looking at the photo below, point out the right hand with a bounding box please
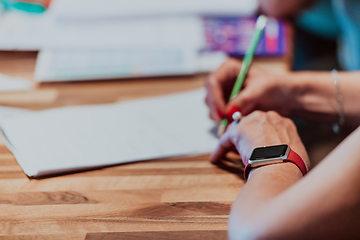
[205,58,296,122]
[210,110,310,171]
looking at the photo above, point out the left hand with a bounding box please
[210,110,310,170]
[204,59,297,123]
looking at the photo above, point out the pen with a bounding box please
[217,15,268,137]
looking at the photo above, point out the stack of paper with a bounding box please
[0,0,258,50]
[0,106,32,124]
[0,14,204,50]
[35,49,227,82]
[0,0,258,81]
[0,89,218,178]
[51,0,259,20]
[0,73,33,91]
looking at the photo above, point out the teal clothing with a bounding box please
[333,0,360,71]
[296,0,339,40]
[296,0,360,71]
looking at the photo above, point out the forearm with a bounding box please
[229,127,360,240]
[229,163,303,239]
[287,71,360,127]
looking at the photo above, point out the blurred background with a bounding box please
[0,0,347,167]
[0,0,293,84]
[0,0,343,84]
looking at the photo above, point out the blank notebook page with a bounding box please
[0,89,218,178]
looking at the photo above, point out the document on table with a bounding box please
[51,0,258,20]
[0,106,32,145]
[0,89,218,178]
[0,0,258,50]
[0,14,204,50]
[0,106,32,124]
[35,49,227,82]
[0,73,33,92]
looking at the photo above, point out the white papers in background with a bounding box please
[51,0,259,20]
[0,11,52,50]
[0,106,31,125]
[0,89,218,178]
[0,0,258,50]
[0,73,33,91]
[35,48,227,82]
[0,14,204,50]
[0,0,251,79]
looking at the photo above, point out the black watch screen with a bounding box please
[250,144,288,160]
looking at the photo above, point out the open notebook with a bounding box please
[0,89,218,178]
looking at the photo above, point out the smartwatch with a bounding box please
[244,144,307,180]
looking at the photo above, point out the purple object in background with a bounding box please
[202,16,288,57]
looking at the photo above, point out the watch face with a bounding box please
[250,145,288,160]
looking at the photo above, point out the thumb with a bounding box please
[226,89,256,117]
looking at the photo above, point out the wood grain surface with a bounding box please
[0,51,247,240]
[1,50,345,240]
[85,230,228,240]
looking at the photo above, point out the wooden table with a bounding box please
[0,51,343,239]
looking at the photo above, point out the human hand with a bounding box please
[205,58,296,123]
[210,111,310,170]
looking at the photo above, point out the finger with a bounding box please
[205,75,227,117]
[210,130,235,163]
[209,111,221,122]
[226,88,256,116]
[212,58,241,87]
[224,66,264,116]
[207,59,241,112]
[205,93,222,122]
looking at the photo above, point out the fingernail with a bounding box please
[216,109,224,119]
[209,154,219,164]
[232,111,242,121]
[226,106,242,123]
[231,111,242,125]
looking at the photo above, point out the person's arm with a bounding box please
[259,0,315,18]
[231,127,360,240]
[211,110,360,239]
[290,71,360,127]
[205,59,360,127]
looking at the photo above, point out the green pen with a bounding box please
[217,15,268,137]
[1,0,46,14]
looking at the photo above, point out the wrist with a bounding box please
[287,72,338,122]
[244,145,308,181]
[277,72,304,117]
[248,162,303,181]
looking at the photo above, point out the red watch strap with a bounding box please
[244,149,307,181]
[285,149,307,176]
[244,164,252,181]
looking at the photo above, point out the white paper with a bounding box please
[0,106,32,124]
[0,13,204,50]
[35,48,227,82]
[0,89,218,178]
[35,48,198,81]
[0,73,33,92]
[0,106,32,145]
[51,0,258,20]
[0,0,258,50]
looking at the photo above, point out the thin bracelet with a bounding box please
[331,69,344,134]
